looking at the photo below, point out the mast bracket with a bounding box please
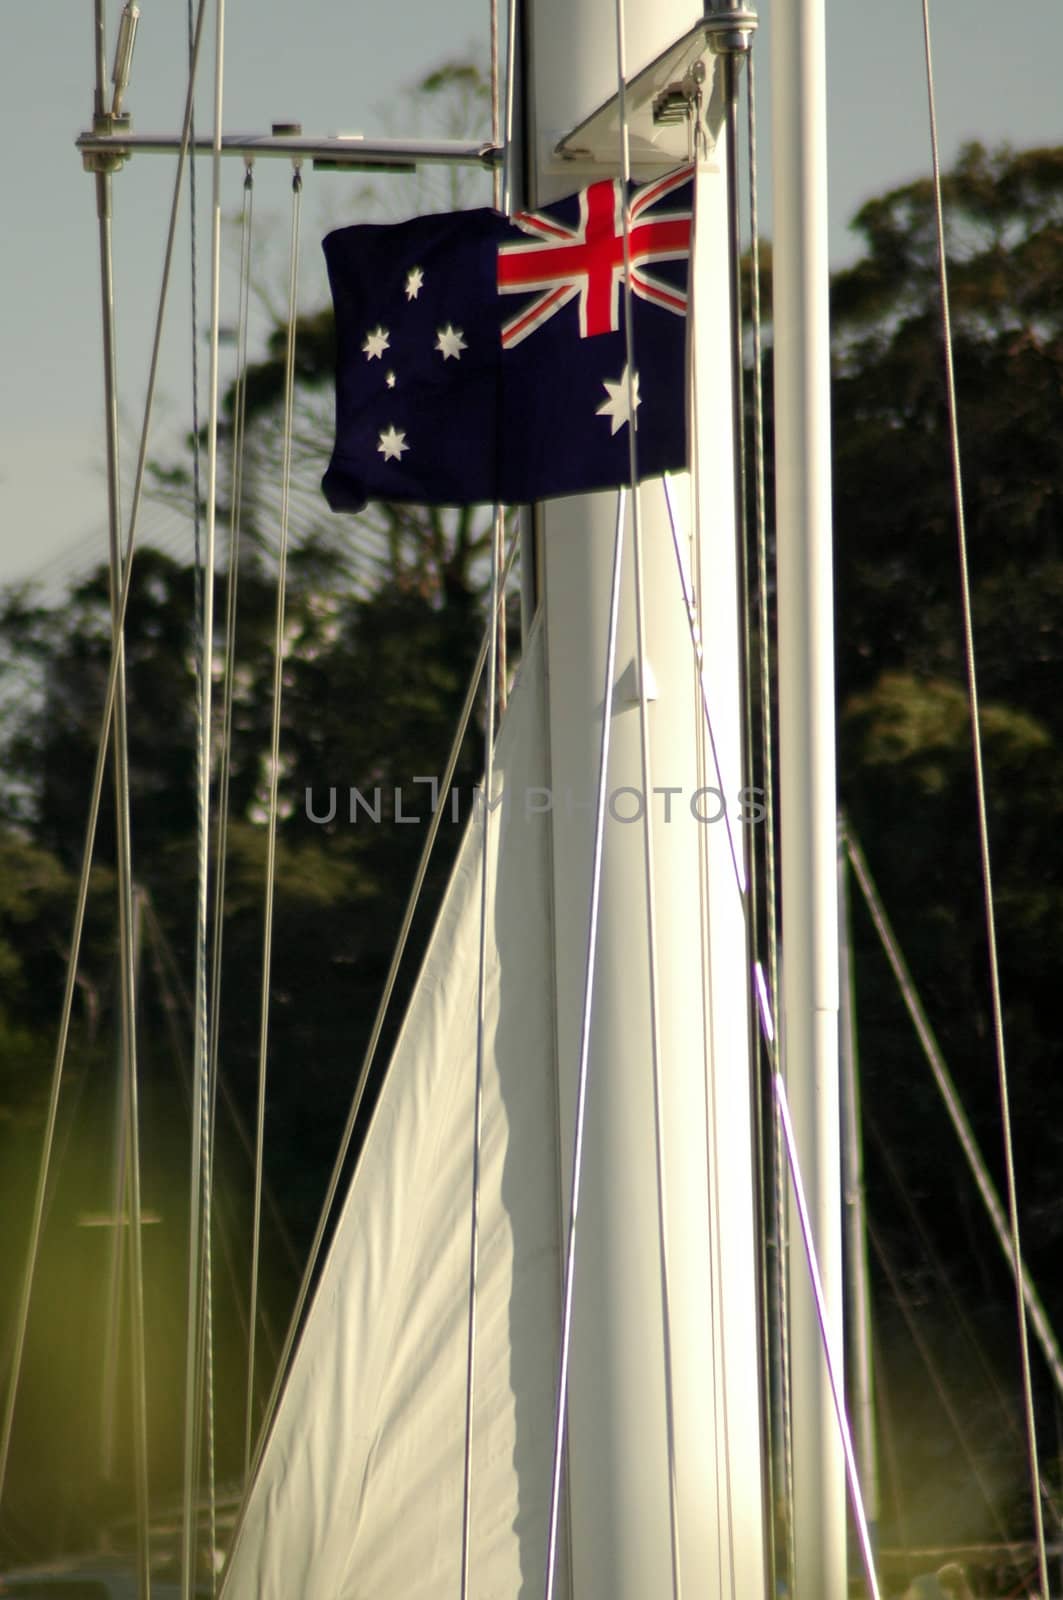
[82,110,132,174]
[75,129,502,174]
[652,63,706,127]
[551,11,756,172]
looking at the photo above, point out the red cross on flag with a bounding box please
[497,164,694,348]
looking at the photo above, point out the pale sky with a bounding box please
[2,0,1061,592]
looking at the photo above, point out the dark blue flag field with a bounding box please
[321,166,692,511]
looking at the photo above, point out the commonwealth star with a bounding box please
[362,326,390,360]
[596,366,641,436]
[435,324,467,361]
[377,425,409,462]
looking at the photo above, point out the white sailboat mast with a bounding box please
[527,2,767,1593]
[771,0,848,1593]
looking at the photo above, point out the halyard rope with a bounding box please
[246,158,303,1481]
[919,4,1049,1591]
[774,1070,882,1600]
[746,45,795,1593]
[207,152,254,1488]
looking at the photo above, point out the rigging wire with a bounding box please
[0,0,214,1517]
[93,21,153,1578]
[655,71,760,1591]
[246,157,302,1482]
[100,961,131,1484]
[93,0,107,121]
[181,0,227,1592]
[692,595,732,1600]
[838,846,880,1537]
[489,0,501,210]
[184,0,215,1574]
[844,828,1063,1404]
[143,888,302,1281]
[672,108,747,1572]
[612,1,682,1591]
[662,478,747,899]
[722,53,759,1591]
[188,3,202,577]
[98,890,147,1540]
[682,93,731,1600]
[245,534,521,1484]
[201,154,255,1531]
[745,45,795,1591]
[543,488,627,1600]
[142,896,276,1365]
[501,0,519,214]
[918,5,1049,1594]
[723,52,753,899]
[488,0,507,712]
[773,1071,882,1600]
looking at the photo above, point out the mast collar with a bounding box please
[83,109,131,173]
[702,1,758,54]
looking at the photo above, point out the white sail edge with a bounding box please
[221,623,565,1600]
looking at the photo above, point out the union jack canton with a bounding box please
[322,165,692,513]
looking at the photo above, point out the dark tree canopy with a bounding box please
[823,144,1063,1565]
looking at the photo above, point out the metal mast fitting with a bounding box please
[79,3,500,177]
[84,2,139,172]
[701,0,757,56]
[78,128,502,174]
[111,2,140,117]
[651,62,705,129]
[652,5,755,130]
[550,4,757,173]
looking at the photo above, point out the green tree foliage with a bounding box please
[828,148,1063,1176]
[0,535,486,1172]
[832,143,1063,700]
[0,534,489,1555]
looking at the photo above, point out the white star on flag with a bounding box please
[405,266,424,301]
[385,371,396,389]
[377,425,409,461]
[363,326,390,360]
[596,366,641,435]
[435,324,467,361]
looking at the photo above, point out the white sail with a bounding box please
[222,625,564,1599]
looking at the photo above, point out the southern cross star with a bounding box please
[377,425,409,462]
[362,326,390,360]
[405,266,424,301]
[596,366,641,435]
[385,371,396,389]
[435,324,467,361]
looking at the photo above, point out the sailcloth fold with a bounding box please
[222,626,563,1599]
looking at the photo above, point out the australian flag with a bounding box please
[321,165,692,511]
